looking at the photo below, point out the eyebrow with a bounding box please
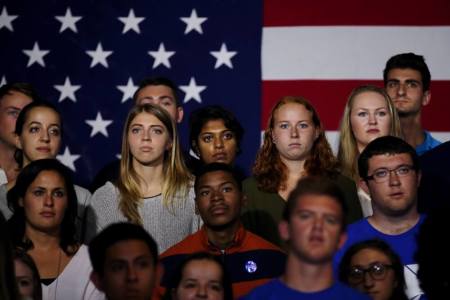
[27,121,60,127]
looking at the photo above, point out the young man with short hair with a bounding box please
[335,136,425,299]
[157,163,285,299]
[89,222,158,300]
[383,53,441,155]
[0,82,37,185]
[243,176,369,299]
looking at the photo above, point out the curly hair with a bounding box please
[253,96,338,193]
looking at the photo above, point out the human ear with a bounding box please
[278,220,290,241]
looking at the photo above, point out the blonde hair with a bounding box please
[337,85,402,181]
[253,96,338,193]
[117,104,192,224]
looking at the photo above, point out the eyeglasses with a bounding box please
[348,262,393,284]
[365,165,415,183]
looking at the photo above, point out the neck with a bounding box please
[25,226,61,250]
[400,114,425,148]
[282,157,306,176]
[133,160,164,196]
[369,208,420,235]
[205,221,240,250]
[282,254,334,293]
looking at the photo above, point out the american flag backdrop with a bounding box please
[1,0,450,187]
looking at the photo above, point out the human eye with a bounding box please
[371,263,387,277]
[222,185,234,193]
[374,169,388,179]
[136,258,152,269]
[53,189,66,198]
[297,211,311,220]
[210,282,224,292]
[349,267,364,279]
[223,131,234,140]
[199,189,210,197]
[396,165,412,175]
[130,126,141,134]
[182,280,197,289]
[7,109,20,118]
[387,81,399,89]
[377,110,387,117]
[298,122,309,129]
[325,215,339,225]
[279,123,289,129]
[49,126,61,136]
[110,262,126,272]
[29,126,40,134]
[152,127,164,135]
[17,278,32,288]
[202,134,213,143]
[32,189,45,197]
[406,81,419,88]
[357,111,368,117]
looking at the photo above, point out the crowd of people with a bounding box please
[0,52,448,300]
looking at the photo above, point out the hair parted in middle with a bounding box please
[253,96,338,193]
[337,85,402,182]
[118,104,192,225]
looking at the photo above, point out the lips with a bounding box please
[209,205,228,215]
[40,211,55,218]
[36,147,51,153]
[288,143,301,147]
[213,152,227,161]
[140,146,153,152]
[366,129,380,134]
[389,191,404,198]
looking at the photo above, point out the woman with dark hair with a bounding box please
[13,250,42,300]
[189,105,244,167]
[242,96,362,246]
[168,252,233,300]
[0,101,91,240]
[339,239,408,300]
[6,159,103,300]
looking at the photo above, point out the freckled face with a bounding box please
[271,103,318,163]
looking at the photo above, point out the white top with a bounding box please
[0,168,7,185]
[87,181,201,252]
[357,187,373,217]
[41,245,105,300]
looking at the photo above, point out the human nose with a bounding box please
[362,271,375,289]
[126,266,138,282]
[290,126,299,138]
[40,129,50,142]
[211,189,224,202]
[142,129,151,141]
[313,217,324,230]
[368,113,377,125]
[195,284,208,298]
[397,83,406,96]
[388,170,401,186]
[44,193,54,207]
[214,136,224,149]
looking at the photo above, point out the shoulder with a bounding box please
[243,230,284,253]
[331,282,370,299]
[241,279,287,299]
[90,182,119,208]
[160,230,202,259]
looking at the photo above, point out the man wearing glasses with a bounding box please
[335,136,424,299]
[383,53,441,155]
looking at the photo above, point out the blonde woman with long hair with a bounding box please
[87,104,199,252]
[337,85,402,216]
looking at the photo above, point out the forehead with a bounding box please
[197,170,237,187]
[26,107,60,123]
[30,170,65,187]
[105,239,153,260]
[351,247,391,265]
[0,91,33,108]
[352,91,387,108]
[387,68,422,82]
[131,112,166,126]
[274,103,312,122]
[294,193,342,217]
[200,119,228,132]
[136,85,175,100]
[367,153,413,170]
[183,259,222,278]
